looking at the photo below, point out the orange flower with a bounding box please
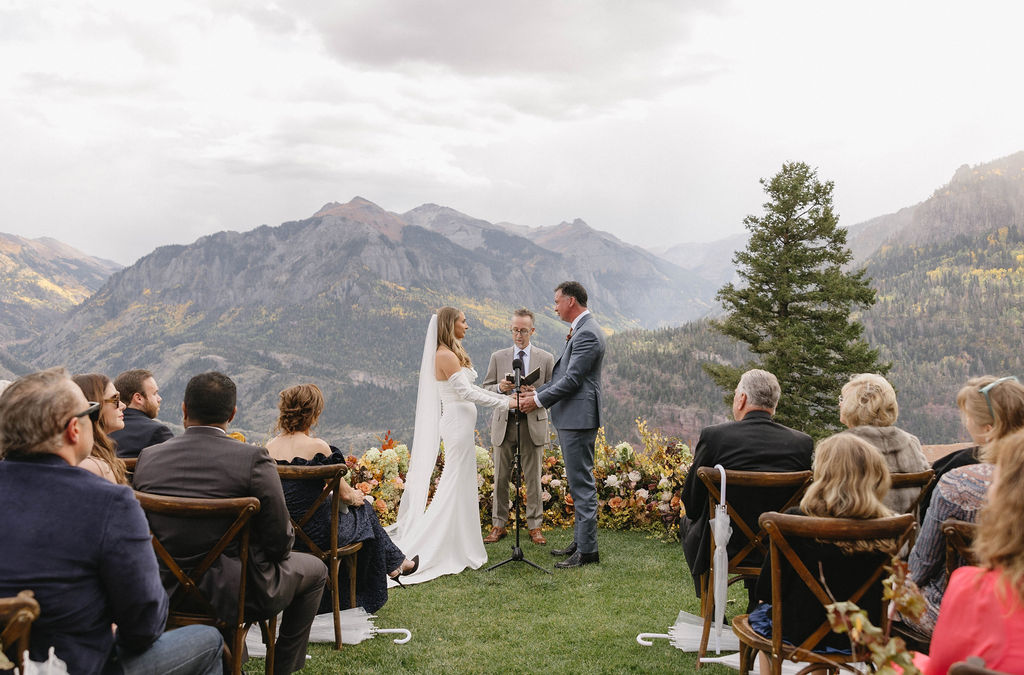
[608,496,624,510]
[565,494,574,506]
[377,430,397,450]
[356,482,373,494]
[374,498,387,513]
[227,431,246,443]
[670,494,681,510]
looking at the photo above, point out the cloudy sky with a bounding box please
[3,1,1022,265]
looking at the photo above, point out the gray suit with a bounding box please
[482,345,554,529]
[535,312,606,554]
[134,426,327,674]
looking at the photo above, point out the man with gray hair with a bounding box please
[0,368,223,674]
[680,369,813,609]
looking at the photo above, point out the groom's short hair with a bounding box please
[555,281,588,307]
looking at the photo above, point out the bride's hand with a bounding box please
[341,481,367,506]
[507,395,518,409]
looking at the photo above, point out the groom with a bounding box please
[519,281,606,568]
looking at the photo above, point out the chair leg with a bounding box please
[331,557,342,650]
[738,643,750,674]
[346,555,358,609]
[696,572,712,667]
[263,616,277,675]
[230,626,244,675]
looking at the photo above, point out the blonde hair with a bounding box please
[974,427,1024,605]
[437,306,471,368]
[71,373,128,485]
[276,384,325,434]
[800,432,894,553]
[841,374,899,427]
[957,376,1024,461]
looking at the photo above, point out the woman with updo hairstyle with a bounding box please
[903,374,1024,637]
[748,433,896,669]
[266,383,417,614]
[839,373,929,513]
[72,373,128,485]
[914,427,1024,673]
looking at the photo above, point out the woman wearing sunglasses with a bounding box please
[901,374,1024,637]
[72,373,128,485]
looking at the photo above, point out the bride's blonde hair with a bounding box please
[437,306,472,368]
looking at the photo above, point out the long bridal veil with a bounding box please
[386,313,440,542]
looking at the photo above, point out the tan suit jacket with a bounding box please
[482,345,554,446]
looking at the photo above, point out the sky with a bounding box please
[2,1,1022,266]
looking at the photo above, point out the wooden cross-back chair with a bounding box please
[732,511,917,675]
[134,491,274,675]
[694,467,814,666]
[942,518,979,576]
[890,469,935,518]
[0,590,40,674]
[276,463,363,650]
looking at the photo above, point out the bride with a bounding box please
[385,307,514,584]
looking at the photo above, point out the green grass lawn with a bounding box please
[246,528,747,674]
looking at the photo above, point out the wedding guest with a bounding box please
[914,427,1024,673]
[903,375,1024,636]
[839,373,929,513]
[72,372,129,485]
[267,383,417,613]
[918,375,1016,524]
[110,368,173,458]
[134,372,326,675]
[680,369,814,610]
[0,368,224,675]
[749,433,896,671]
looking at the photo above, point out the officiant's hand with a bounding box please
[519,394,538,413]
[520,384,535,393]
[498,379,513,393]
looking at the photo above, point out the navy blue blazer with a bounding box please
[0,454,168,675]
[535,312,606,431]
[110,408,174,458]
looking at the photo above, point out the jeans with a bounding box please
[118,624,224,675]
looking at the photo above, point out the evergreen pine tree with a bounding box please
[704,162,889,436]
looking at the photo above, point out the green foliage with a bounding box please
[705,162,888,437]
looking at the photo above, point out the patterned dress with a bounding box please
[905,462,993,633]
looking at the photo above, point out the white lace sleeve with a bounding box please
[448,369,509,410]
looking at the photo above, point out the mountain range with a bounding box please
[6,150,1024,447]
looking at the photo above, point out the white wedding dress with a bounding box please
[385,316,509,585]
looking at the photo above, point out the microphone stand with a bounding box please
[487,366,551,575]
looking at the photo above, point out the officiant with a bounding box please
[482,308,554,545]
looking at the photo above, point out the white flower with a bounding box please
[627,470,641,483]
[550,479,562,488]
[542,490,552,502]
[658,476,670,489]
[604,475,619,488]
[635,488,649,501]
[661,491,673,502]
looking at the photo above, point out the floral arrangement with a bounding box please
[341,419,692,538]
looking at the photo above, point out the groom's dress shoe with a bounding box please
[529,528,547,545]
[555,551,599,569]
[551,541,577,557]
[483,526,507,543]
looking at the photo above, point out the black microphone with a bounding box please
[511,357,523,388]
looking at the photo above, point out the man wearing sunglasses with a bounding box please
[0,368,223,674]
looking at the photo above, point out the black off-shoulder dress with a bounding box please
[277,447,406,613]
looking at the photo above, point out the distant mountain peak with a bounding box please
[313,197,404,242]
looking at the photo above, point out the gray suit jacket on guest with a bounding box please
[535,312,605,430]
[482,345,554,446]
[134,426,304,621]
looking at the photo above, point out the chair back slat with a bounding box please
[942,518,979,576]
[760,511,915,662]
[890,469,935,517]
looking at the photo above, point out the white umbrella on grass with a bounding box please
[246,609,410,657]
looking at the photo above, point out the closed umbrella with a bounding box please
[246,610,410,657]
[705,463,732,658]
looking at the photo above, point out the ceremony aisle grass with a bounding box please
[245,528,747,674]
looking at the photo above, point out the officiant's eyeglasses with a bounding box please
[979,376,1019,419]
[510,328,533,335]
